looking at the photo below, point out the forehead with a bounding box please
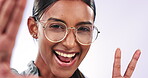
[41,1,94,23]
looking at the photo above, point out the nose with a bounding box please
[61,30,78,49]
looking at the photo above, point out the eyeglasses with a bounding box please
[37,20,100,45]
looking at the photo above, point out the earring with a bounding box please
[32,34,37,38]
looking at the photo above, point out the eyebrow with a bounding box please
[48,17,67,24]
[47,17,93,26]
[76,21,93,26]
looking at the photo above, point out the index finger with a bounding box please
[112,48,121,77]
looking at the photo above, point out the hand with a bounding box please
[0,0,38,78]
[112,48,141,78]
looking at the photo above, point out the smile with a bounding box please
[55,51,76,58]
[53,50,79,67]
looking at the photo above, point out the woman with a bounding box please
[0,0,141,78]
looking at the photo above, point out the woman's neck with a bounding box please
[35,53,65,78]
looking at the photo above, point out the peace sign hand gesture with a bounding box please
[112,48,141,78]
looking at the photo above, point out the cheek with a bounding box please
[38,38,58,72]
[38,25,53,54]
[38,28,55,64]
[83,45,90,52]
[79,46,90,62]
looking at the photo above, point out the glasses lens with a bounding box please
[43,21,99,45]
[44,22,67,42]
[76,26,98,45]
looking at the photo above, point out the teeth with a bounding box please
[55,51,76,58]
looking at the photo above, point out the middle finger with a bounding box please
[0,0,5,11]
[0,0,16,34]
[124,50,141,77]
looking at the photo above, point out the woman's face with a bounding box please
[37,1,94,77]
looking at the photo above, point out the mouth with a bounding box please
[53,50,79,67]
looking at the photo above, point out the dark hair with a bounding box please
[33,0,96,21]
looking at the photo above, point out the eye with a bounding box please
[48,24,66,29]
[47,24,66,30]
[46,23,66,32]
[77,26,91,32]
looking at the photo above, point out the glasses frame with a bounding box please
[37,20,100,45]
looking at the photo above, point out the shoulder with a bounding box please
[11,61,39,76]
[11,61,88,78]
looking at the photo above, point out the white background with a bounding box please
[11,0,148,78]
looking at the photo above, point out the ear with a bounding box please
[27,16,38,39]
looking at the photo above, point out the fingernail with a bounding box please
[137,49,141,55]
[135,49,141,60]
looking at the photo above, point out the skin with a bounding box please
[0,0,141,78]
[28,1,93,78]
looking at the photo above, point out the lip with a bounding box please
[54,49,79,54]
[53,50,79,67]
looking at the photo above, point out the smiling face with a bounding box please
[29,1,94,78]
